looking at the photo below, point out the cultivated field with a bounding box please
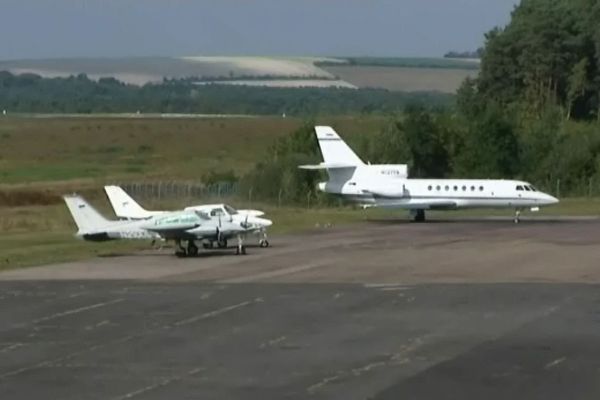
[324,65,477,93]
[0,56,340,85]
[0,56,478,92]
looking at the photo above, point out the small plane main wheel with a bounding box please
[218,239,228,249]
[203,241,213,250]
[187,244,199,257]
[259,239,269,248]
[175,250,187,258]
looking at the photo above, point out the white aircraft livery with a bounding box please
[300,126,559,222]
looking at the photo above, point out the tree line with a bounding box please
[0,71,451,116]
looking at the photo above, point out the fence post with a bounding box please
[278,188,283,208]
[248,187,253,205]
[307,191,311,209]
[556,179,560,198]
[589,177,593,198]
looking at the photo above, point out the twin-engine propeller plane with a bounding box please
[103,186,272,248]
[300,126,559,223]
[63,195,254,257]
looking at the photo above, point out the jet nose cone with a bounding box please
[543,194,559,205]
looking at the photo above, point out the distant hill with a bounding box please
[0,56,478,93]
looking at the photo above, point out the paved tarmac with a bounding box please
[1,217,600,399]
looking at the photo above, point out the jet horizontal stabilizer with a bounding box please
[298,162,358,170]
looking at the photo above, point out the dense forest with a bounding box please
[0,72,451,116]
[242,0,600,203]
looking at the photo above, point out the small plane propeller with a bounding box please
[240,214,250,230]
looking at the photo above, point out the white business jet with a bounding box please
[103,185,272,247]
[299,126,559,223]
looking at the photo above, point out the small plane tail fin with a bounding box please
[63,195,111,233]
[315,126,364,166]
[104,185,152,219]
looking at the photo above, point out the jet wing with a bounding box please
[375,199,459,210]
[411,199,459,210]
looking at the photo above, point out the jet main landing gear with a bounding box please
[411,209,426,223]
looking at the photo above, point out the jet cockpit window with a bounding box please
[516,185,524,191]
[528,185,538,192]
[524,186,531,191]
[224,205,238,215]
[194,211,210,220]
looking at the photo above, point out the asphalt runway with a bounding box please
[1,217,600,399]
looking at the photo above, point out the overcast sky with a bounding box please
[0,0,519,60]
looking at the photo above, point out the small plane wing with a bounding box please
[299,162,358,170]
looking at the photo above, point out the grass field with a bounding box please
[0,115,387,186]
[323,66,477,93]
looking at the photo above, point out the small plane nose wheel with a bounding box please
[235,234,246,255]
[259,229,269,248]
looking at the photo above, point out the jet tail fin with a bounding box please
[104,185,153,219]
[63,195,111,234]
[315,126,364,166]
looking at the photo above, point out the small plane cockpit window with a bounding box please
[210,208,225,217]
[516,185,524,191]
[195,211,210,220]
[224,205,238,215]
